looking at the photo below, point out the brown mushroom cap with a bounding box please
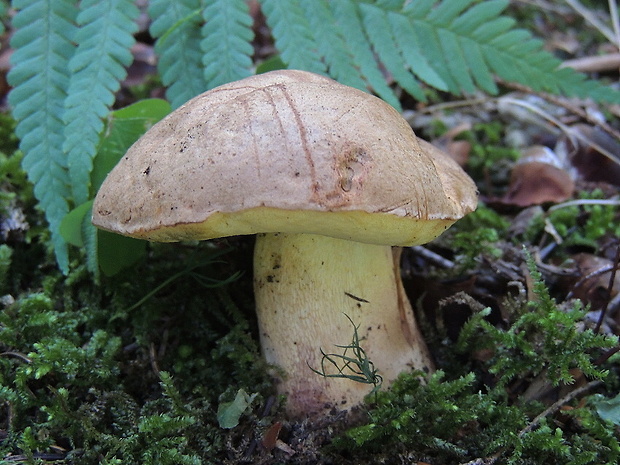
[93,70,477,245]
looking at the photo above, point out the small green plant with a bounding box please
[309,314,383,396]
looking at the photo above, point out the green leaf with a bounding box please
[259,0,326,74]
[149,0,206,108]
[89,99,169,274]
[63,0,139,205]
[7,0,78,274]
[91,99,171,192]
[97,230,146,277]
[217,389,257,429]
[592,393,620,426]
[426,0,476,24]
[201,0,254,89]
[60,201,92,248]
[256,55,287,74]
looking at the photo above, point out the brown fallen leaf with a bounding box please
[502,146,574,207]
[556,124,620,187]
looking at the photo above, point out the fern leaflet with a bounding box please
[149,0,206,108]
[329,0,400,109]
[201,0,254,90]
[63,0,139,206]
[360,3,426,101]
[399,0,620,103]
[259,0,326,74]
[387,12,450,92]
[298,0,367,91]
[7,0,78,273]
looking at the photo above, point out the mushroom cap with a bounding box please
[93,70,477,246]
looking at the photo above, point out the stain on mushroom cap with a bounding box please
[92,70,478,245]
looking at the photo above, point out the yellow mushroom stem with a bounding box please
[254,232,434,417]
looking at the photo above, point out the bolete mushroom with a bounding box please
[92,70,478,417]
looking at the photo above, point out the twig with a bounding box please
[609,0,620,50]
[497,80,620,143]
[548,198,620,211]
[595,241,620,333]
[410,245,455,269]
[520,380,603,436]
[499,95,620,162]
[565,0,616,43]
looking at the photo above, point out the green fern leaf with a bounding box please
[149,0,207,108]
[410,19,460,93]
[471,15,515,43]
[374,0,404,10]
[7,0,78,273]
[259,0,326,74]
[437,28,476,94]
[359,3,426,101]
[459,37,497,94]
[387,12,449,92]
[63,0,139,206]
[398,0,620,103]
[329,0,399,108]
[299,0,367,91]
[425,0,477,24]
[201,0,254,89]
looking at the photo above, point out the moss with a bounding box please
[331,254,619,464]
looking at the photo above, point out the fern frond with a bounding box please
[7,0,78,273]
[401,0,620,103]
[63,0,139,206]
[329,0,400,109]
[149,0,207,108]
[259,0,326,74]
[201,0,254,90]
[359,3,426,101]
[299,0,367,91]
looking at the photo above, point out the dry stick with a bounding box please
[499,94,620,172]
[459,380,604,465]
[565,0,616,43]
[595,240,620,333]
[520,380,603,436]
[498,80,620,143]
[609,0,620,49]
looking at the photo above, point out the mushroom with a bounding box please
[92,70,478,417]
